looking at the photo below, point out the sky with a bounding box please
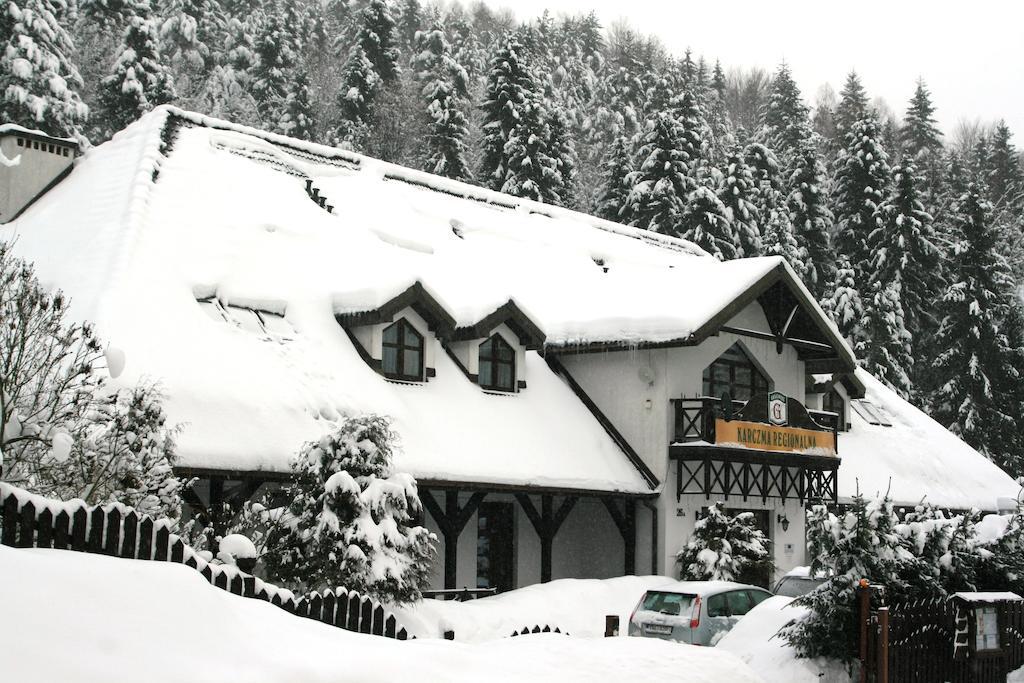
[478,0,1024,140]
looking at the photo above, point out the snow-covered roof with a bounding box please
[838,370,1020,511]
[9,106,768,494]
[2,107,1012,508]
[0,123,78,146]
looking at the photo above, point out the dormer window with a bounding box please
[702,343,770,401]
[479,334,515,392]
[382,318,424,381]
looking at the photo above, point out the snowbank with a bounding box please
[0,547,762,683]
[717,596,851,683]
[395,575,674,640]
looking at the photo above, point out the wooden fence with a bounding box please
[861,588,1024,683]
[509,625,568,637]
[0,483,411,640]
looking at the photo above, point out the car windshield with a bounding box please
[641,591,696,616]
[774,577,827,597]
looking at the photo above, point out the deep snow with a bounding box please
[0,546,763,683]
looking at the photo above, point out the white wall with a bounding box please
[422,491,635,591]
[0,135,74,223]
[561,301,812,580]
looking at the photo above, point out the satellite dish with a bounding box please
[638,366,655,386]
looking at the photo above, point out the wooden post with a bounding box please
[859,579,870,683]
[877,606,889,683]
[420,489,486,590]
[539,495,553,583]
[605,615,620,637]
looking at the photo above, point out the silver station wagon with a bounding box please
[627,581,773,646]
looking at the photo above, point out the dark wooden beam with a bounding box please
[516,494,577,583]
[421,489,487,589]
[545,357,659,489]
[602,498,637,575]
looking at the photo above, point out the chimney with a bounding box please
[0,124,78,224]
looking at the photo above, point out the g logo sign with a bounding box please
[768,391,788,426]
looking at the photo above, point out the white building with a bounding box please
[2,108,1018,591]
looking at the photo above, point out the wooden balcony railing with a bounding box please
[670,396,839,453]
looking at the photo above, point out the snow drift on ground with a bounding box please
[717,595,851,683]
[396,574,673,640]
[0,546,762,683]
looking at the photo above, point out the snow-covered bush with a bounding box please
[783,492,997,664]
[0,244,185,518]
[781,493,912,662]
[676,503,771,583]
[249,415,435,604]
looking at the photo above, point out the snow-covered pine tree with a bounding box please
[97,4,176,136]
[199,64,258,125]
[623,111,696,237]
[781,493,911,662]
[832,116,891,295]
[787,138,835,299]
[277,70,315,141]
[355,0,400,86]
[259,415,435,604]
[868,163,941,369]
[763,62,809,161]
[762,206,804,277]
[682,183,736,261]
[595,135,632,223]
[250,6,297,125]
[335,43,376,143]
[413,23,471,181]
[744,142,786,252]
[500,97,562,204]
[546,107,578,208]
[858,278,913,397]
[676,503,771,584]
[479,37,538,191]
[717,146,761,257]
[823,257,864,342]
[396,0,422,52]
[900,77,942,197]
[0,0,89,138]
[931,186,1024,473]
[159,0,223,74]
[833,71,869,141]
[987,121,1022,210]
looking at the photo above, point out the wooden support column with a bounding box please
[421,489,486,589]
[516,494,577,583]
[603,498,637,575]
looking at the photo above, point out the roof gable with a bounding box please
[452,300,545,350]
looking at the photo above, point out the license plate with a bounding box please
[644,623,673,635]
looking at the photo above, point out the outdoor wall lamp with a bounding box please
[777,513,790,532]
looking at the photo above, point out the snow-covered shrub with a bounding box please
[781,493,912,662]
[251,415,435,604]
[0,244,185,518]
[676,503,771,583]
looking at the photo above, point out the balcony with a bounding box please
[668,395,840,504]
[671,396,839,450]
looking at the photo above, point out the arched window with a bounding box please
[702,343,769,401]
[382,318,424,381]
[479,334,515,392]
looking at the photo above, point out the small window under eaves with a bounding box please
[850,398,892,427]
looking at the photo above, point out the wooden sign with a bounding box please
[715,419,836,456]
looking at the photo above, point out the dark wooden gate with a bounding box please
[862,586,1024,683]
